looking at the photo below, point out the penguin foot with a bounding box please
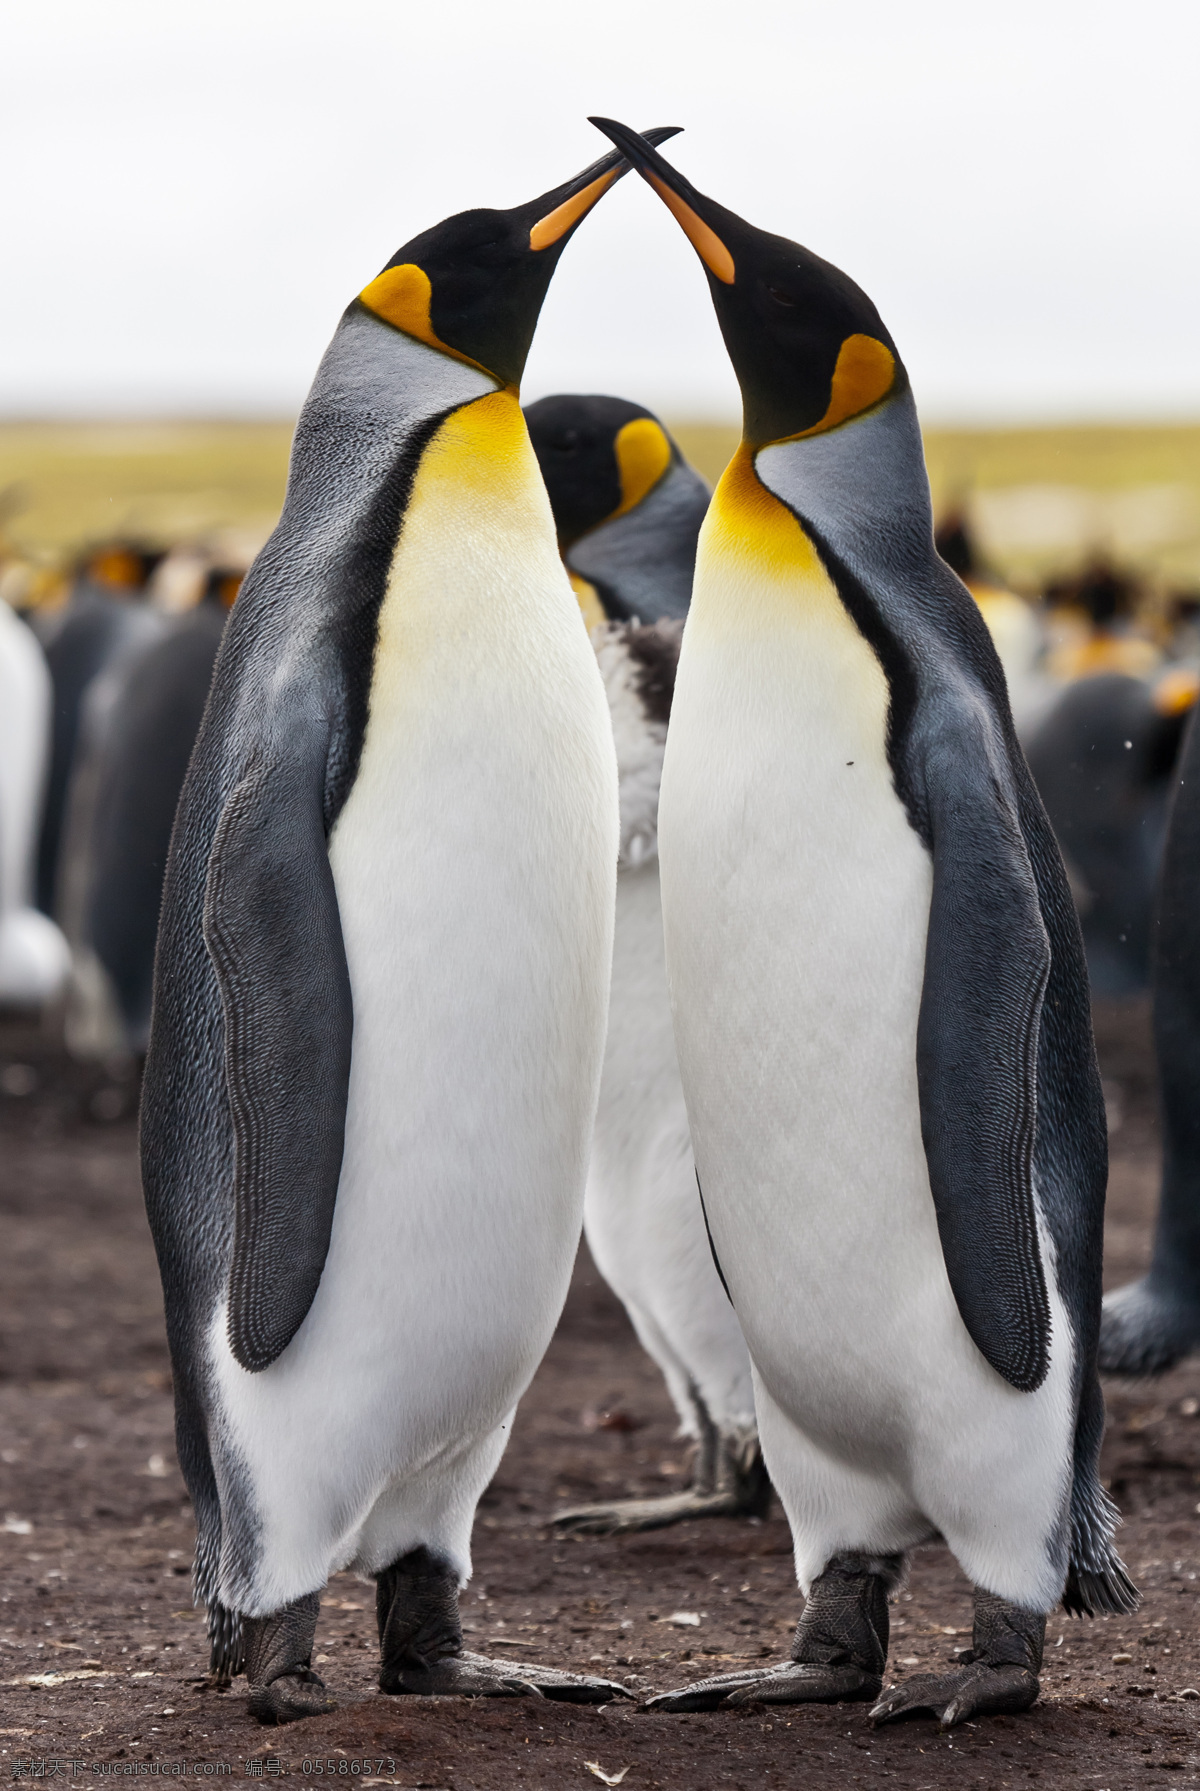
[386,1648,629,1703]
[243,1592,337,1725]
[551,1487,753,1536]
[375,1545,628,1703]
[552,1430,770,1535]
[1099,1275,1200,1375]
[645,1660,879,1713]
[871,1588,1043,1730]
[246,1668,338,1724]
[646,1550,898,1713]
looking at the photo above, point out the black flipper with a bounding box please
[202,718,352,1372]
[916,729,1053,1392]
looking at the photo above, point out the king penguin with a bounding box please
[140,130,678,1724]
[1101,701,1200,1371]
[524,397,767,1532]
[590,119,1137,1728]
[0,601,70,1005]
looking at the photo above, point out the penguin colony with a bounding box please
[1,115,1185,1730]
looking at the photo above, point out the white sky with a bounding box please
[4,0,1199,423]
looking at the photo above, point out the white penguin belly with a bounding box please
[210,393,618,1606]
[658,475,1074,1606]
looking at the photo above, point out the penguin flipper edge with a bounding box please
[203,722,352,1373]
[916,738,1054,1394]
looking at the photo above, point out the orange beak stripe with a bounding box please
[647,174,735,284]
[529,169,620,251]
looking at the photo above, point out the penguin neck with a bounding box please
[751,391,939,597]
[283,308,499,532]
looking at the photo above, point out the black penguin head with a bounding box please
[589,118,907,449]
[357,127,681,390]
[523,393,677,547]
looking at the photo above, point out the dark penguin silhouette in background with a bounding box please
[1024,674,1193,994]
[36,544,165,917]
[58,570,239,1056]
[588,117,1135,1732]
[1101,704,1200,1371]
[141,129,679,1726]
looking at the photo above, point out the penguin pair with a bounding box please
[1100,700,1200,1372]
[525,397,768,1532]
[143,132,683,1723]
[584,119,1136,1728]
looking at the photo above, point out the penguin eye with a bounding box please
[552,430,581,454]
[767,286,797,308]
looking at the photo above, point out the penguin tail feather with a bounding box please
[206,1600,245,1683]
[1063,1558,1140,1618]
[1063,1477,1140,1616]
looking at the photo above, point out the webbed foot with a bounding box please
[871,1589,1044,1730]
[243,1592,337,1724]
[647,1660,879,1713]
[553,1487,752,1536]
[552,1430,770,1535]
[376,1545,629,1703]
[1099,1275,1200,1375]
[644,1550,898,1713]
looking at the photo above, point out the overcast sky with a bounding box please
[4,0,1198,423]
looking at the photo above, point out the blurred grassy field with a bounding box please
[4,418,1200,590]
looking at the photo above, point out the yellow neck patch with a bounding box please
[611,417,672,520]
[703,442,824,579]
[782,334,896,443]
[358,263,493,379]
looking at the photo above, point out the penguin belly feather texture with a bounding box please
[141,132,684,1723]
[590,117,1135,1731]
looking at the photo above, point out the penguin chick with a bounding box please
[590,117,1137,1730]
[140,129,681,1725]
[1101,699,1200,1371]
[523,394,766,1532]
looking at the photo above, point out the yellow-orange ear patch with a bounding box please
[612,418,672,518]
[788,334,896,441]
[358,263,491,376]
[530,170,619,251]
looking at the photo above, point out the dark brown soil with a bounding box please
[1,997,1198,1788]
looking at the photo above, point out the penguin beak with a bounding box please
[523,125,685,253]
[588,117,735,284]
[359,125,683,390]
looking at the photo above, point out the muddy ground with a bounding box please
[1,998,1197,1789]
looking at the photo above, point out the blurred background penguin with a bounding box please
[526,393,771,1532]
